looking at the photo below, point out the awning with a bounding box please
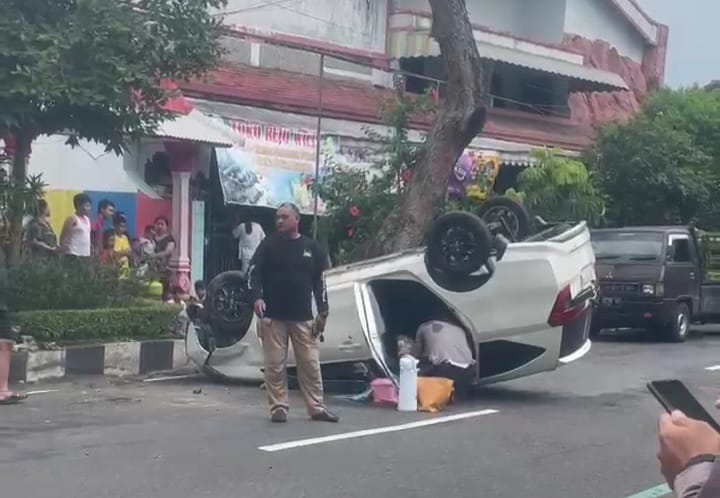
[395,32,628,93]
[153,109,239,148]
[475,42,628,92]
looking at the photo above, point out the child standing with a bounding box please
[98,230,117,266]
[133,225,156,277]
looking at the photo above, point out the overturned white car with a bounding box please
[186,209,597,387]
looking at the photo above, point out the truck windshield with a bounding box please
[591,231,664,261]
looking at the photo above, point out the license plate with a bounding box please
[603,284,637,294]
[602,297,622,306]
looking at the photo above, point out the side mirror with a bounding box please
[666,243,675,262]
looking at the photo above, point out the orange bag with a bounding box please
[417,377,454,413]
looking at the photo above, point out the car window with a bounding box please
[670,237,692,263]
[591,231,664,261]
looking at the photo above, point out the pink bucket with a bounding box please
[370,378,399,405]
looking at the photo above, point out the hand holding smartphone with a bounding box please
[647,380,720,433]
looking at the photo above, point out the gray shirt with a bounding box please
[677,460,720,498]
[415,320,474,369]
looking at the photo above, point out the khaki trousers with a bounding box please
[259,318,325,415]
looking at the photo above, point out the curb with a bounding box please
[10,339,189,383]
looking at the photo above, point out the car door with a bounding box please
[665,233,700,307]
[314,276,371,364]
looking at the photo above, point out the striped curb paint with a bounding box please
[9,339,190,383]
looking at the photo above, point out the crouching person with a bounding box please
[414,320,476,399]
[248,202,338,424]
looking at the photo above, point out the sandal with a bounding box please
[0,392,28,405]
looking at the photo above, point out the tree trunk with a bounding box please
[5,133,30,267]
[366,0,490,257]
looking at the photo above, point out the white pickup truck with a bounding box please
[186,212,597,386]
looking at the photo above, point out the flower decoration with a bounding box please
[400,168,413,185]
[466,184,486,202]
[349,205,360,218]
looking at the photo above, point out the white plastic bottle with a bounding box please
[398,354,418,412]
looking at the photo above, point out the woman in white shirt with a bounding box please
[59,193,93,258]
[232,218,265,276]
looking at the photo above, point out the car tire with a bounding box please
[207,271,254,332]
[664,303,690,343]
[426,211,492,275]
[476,196,531,242]
[424,258,493,293]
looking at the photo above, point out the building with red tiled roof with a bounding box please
[182,0,667,157]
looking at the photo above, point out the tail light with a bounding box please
[548,284,589,327]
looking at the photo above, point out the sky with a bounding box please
[636,0,717,88]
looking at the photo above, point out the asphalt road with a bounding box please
[2,329,720,498]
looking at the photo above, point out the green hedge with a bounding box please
[16,306,180,343]
[9,259,146,312]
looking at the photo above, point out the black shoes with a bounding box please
[270,410,288,423]
[311,409,340,423]
[270,408,340,423]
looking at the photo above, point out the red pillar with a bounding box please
[164,141,196,294]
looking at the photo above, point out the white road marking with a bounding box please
[705,365,720,371]
[25,389,60,395]
[143,374,200,383]
[258,409,499,452]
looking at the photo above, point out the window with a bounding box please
[591,231,663,261]
[669,237,691,263]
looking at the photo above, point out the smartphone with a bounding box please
[647,380,720,433]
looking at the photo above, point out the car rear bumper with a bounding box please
[557,307,592,365]
[593,299,675,328]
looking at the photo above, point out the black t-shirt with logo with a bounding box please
[248,234,329,321]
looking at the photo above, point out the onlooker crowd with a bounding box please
[21,194,181,300]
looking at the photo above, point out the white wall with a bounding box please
[27,135,135,192]
[520,0,567,44]
[394,0,566,44]
[220,0,387,53]
[564,0,647,61]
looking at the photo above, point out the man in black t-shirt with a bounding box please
[248,203,338,424]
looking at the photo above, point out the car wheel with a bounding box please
[424,259,494,293]
[207,271,254,332]
[426,211,492,275]
[664,303,690,343]
[476,196,531,242]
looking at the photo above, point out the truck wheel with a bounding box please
[426,211,492,275]
[664,303,690,343]
[476,197,531,242]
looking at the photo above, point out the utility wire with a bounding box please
[213,0,296,17]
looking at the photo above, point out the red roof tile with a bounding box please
[182,65,388,123]
[181,65,593,150]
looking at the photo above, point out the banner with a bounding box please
[216,118,387,215]
[215,117,506,213]
[216,120,327,215]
